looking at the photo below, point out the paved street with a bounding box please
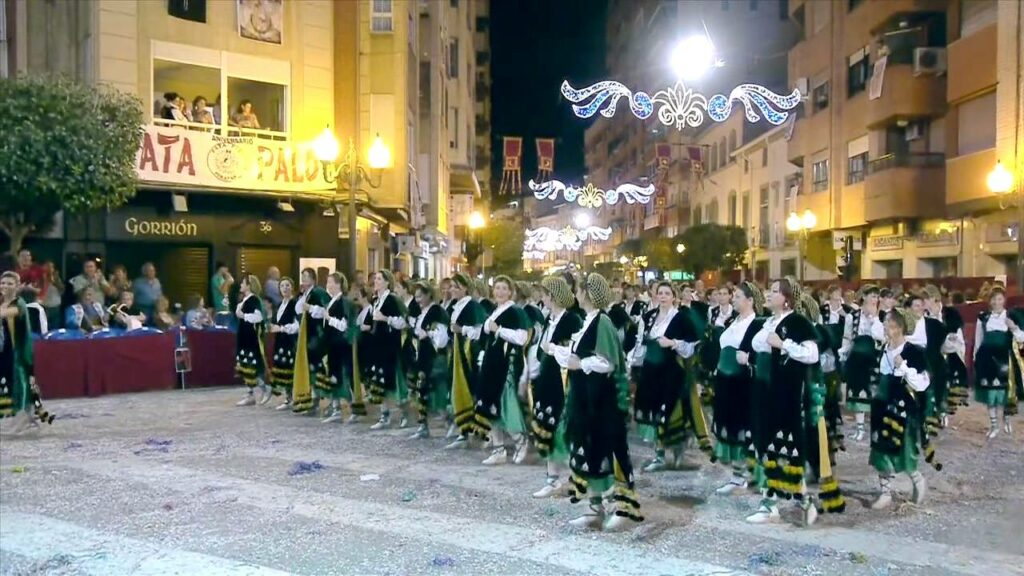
[1,387,1022,576]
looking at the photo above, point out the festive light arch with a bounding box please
[528,179,656,208]
[523,225,613,253]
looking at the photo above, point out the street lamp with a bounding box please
[468,211,486,278]
[988,160,1022,292]
[676,242,686,254]
[574,212,592,228]
[670,34,719,81]
[314,127,390,275]
[786,209,816,282]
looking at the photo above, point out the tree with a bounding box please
[677,224,749,276]
[481,219,526,278]
[641,236,677,272]
[0,75,144,253]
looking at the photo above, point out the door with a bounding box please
[237,247,294,280]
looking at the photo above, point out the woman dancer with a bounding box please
[819,285,850,452]
[476,275,530,465]
[321,272,355,423]
[974,287,1015,437]
[234,274,269,406]
[556,272,641,531]
[529,276,583,497]
[1005,308,1024,421]
[747,278,827,526]
[349,284,374,423]
[365,270,409,429]
[1,271,53,433]
[291,268,329,414]
[869,308,931,509]
[446,273,487,449]
[408,282,451,439]
[712,281,764,494]
[840,284,885,441]
[269,277,298,410]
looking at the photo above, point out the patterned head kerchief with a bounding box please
[858,283,880,302]
[739,281,764,315]
[887,306,915,335]
[244,274,262,297]
[453,272,472,291]
[515,281,533,302]
[799,292,821,323]
[541,276,575,309]
[583,273,612,311]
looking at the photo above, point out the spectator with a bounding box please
[951,290,965,306]
[211,262,234,316]
[110,290,146,330]
[108,264,132,301]
[133,262,163,323]
[152,296,177,331]
[14,249,45,296]
[184,294,214,329]
[192,96,214,124]
[229,100,260,129]
[176,95,192,122]
[69,259,115,305]
[65,287,108,332]
[21,288,47,336]
[965,288,978,303]
[212,94,223,124]
[160,92,187,122]
[264,266,282,308]
[40,260,63,331]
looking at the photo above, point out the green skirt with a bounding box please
[869,424,920,475]
[495,364,527,435]
[975,387,1007,407]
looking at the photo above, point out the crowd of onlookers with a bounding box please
[157,92,261,130]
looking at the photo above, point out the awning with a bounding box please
[450,170,481,197]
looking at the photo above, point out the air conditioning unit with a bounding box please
[396,234,419,254]
[913,47,946,76]
[795,77,809,96]
[904,122,924,141]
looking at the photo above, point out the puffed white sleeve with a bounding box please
[907,318,927,348]
[282,321,300,335]
[673,339,697,358]
[895,364,930,392]
[1013,328,1024,344]
[580,354,613,374]
[941,328,963,354]
[870,316,885,343]
[327,316,348,332]
[551,343,572,369]
[527,345,541,380]
[461,325,482,341]
[294,298,305,315]
[242,310,263,324]
[628,317,646,366]
[387,315,408,330]
[429,324,449,349]
[782,339,819,365]
[752,324,772,354]
[497,327,529,346]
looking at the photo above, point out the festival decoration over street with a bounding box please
[560,79,801,129]
[528,179,656,208]
[523,225,613,252]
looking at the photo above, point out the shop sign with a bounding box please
[869,235,903,251]
[135,125,335,193]
[125,216,198,237]
[916,228,959,247]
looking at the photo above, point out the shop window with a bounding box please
[957,92,996,156]
[153,59,221,126]
[372,0,394,33]
[847,152,867,184]
[812,81,829,113]
[812,158,829,192]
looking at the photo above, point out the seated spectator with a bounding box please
[20,288,48,336]
[109,290,146,331]
[108,264,132,302]
[160,92,187,122]
[153,296,177,331]
[65,287,108,332]
[192,96,214,124]
[133,262,163,324]
[184,294,214,329]
[965,288,978,303]
[229,99,260,129]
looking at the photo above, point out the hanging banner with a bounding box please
[536,138,555,181]
[500,136,522,195]
[685,145,706,189]
[869,55,887,101]
[656,143,672,170]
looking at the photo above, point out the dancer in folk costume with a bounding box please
[1005,308,1024,422]
[711,281,765,495]
[445,273,487,449]
[269,277,298,410]
[798,291,844,496]
[699,286,736,404]
[839,284,885,442]
[556,272,642,532]
[475,279,495,316]
[321,272,359,423]
[291,268,330,414]
[349,284,374,423]
[974,287,1017,437]
[1,271,54,434]
[922,285,966,426]
[407,282,451,439]
[819,285,851,452]
[234,274,269,406]
[869,308,934,510]
[630,282,707,472]
[746,278,844,527]
[529,276,583,498]
[476,275,531,466]
[365,270,410,429]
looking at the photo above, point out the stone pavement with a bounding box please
[1,387,1022,576]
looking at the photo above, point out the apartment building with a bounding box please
[789,0,1021,282]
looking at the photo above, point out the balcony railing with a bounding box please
[868,152,945,174]
[151,118,289,141]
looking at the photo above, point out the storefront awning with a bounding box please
[450,170,481,197]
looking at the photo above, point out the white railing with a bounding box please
[151,118,289,141]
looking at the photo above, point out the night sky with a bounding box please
[490,0,608,198]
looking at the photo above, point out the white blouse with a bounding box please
[552,309,613,375]
[415,304,449,350]
[237,294,263,325]
[482,300,528,347]
[751,310,820,365]
[712,305,734,327]
[372,290,407,330]
[974,309,1009,357]
[719,312,755,349]
[452,296,481,340]
[276,297,299,334]
[325,292,348,334]
[880,341,930,392]
[839,309,884,362]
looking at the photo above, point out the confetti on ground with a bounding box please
[401,490,417,502]
[10,466,26,473]
[288,460,326,476]
[431,555,455,567]
[359,474,381,482]
[64,442,84,450]
[849,552,869,564]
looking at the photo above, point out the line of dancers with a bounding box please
[229,268,1024,531]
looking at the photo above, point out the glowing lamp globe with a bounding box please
[574,213,592,228]
[671,35,715,81]
[619,255,630,265]
[468,211,486,229]
[987,161,1013,194]
[313,127,340,162]
[368,134,391,169]
[801,209,817,230]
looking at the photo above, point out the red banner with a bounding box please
[536,138,555,172]
[500,137,523,195]
[656,143,671,169]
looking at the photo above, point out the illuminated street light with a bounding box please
[987,161,1013,194]
[468,211,486,229]
[619,255,630,265]
[670,34,717,81]
[312,127,340,162]
[574,212,592,228]
[786,209,816,282]
[676,243,686,254]
[368,133,392,169]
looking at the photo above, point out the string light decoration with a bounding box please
[528,179,656,208]
[524,225,613,253]
[561,79,801,129]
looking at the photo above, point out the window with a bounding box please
[812,158,829,191]
[758,186,769,245]
[812,81,829,112]
[710,146,718,171]
[761,146,768,167]
[448,39,459,79]
[476,50,488,67]
[960,0,996,38]
[449,0,458,7]
[729,130,737,153]
[720,138,728,164]
[743,158,749,174]
[741,193,750,228]
[728,192,737,226]
[450,107,458,149]
[812,0,830,34]
[847,152,867,184]
[957,92,996,155]
[848,48,871,97]
[708,199,719,224]
[371,0,394,33]
[693,205,703,225]
[476,17,489,32]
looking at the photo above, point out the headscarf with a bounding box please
[541,276,575,309]
[453,272,472,291]
[738,280,764,315]
[582,273,612,311]
[886,306,915,336]
[858,283,880,302]
[378,270,395,290]
[515,280,533,303]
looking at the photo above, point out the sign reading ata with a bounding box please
[136,125,335,193]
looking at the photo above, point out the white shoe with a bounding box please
[408,425,429,440]
[986,426,999,440]
[642,457,666,473]
[370,417,391,431]
[603,514,638,532]
[258,387,273,405]
[745,502,781,524]
[939,413,949,428]
[321,410,342,424]
[398,416,410,429]
[715,479,748,496]
[532,480,564,498]
[512,437,529,464]
[445,423,458,439]
[911,475,927,505]
[568,506,605,530]
[851,427,866,442]
[275,401,292,411]
[870,492,893,510]
[1004,419,1014,435]
[236,395,256,407]
[802,502,818,527]
[345,413,361,424]
[482,448,508,465]
[444,435,468,450]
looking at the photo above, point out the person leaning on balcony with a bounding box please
[192,96,214,125]
[160,92,187,122]
[229,100,260,129]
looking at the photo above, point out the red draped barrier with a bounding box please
[86,333,178,396]
[183,329,238,388]
[33,338,92,400]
